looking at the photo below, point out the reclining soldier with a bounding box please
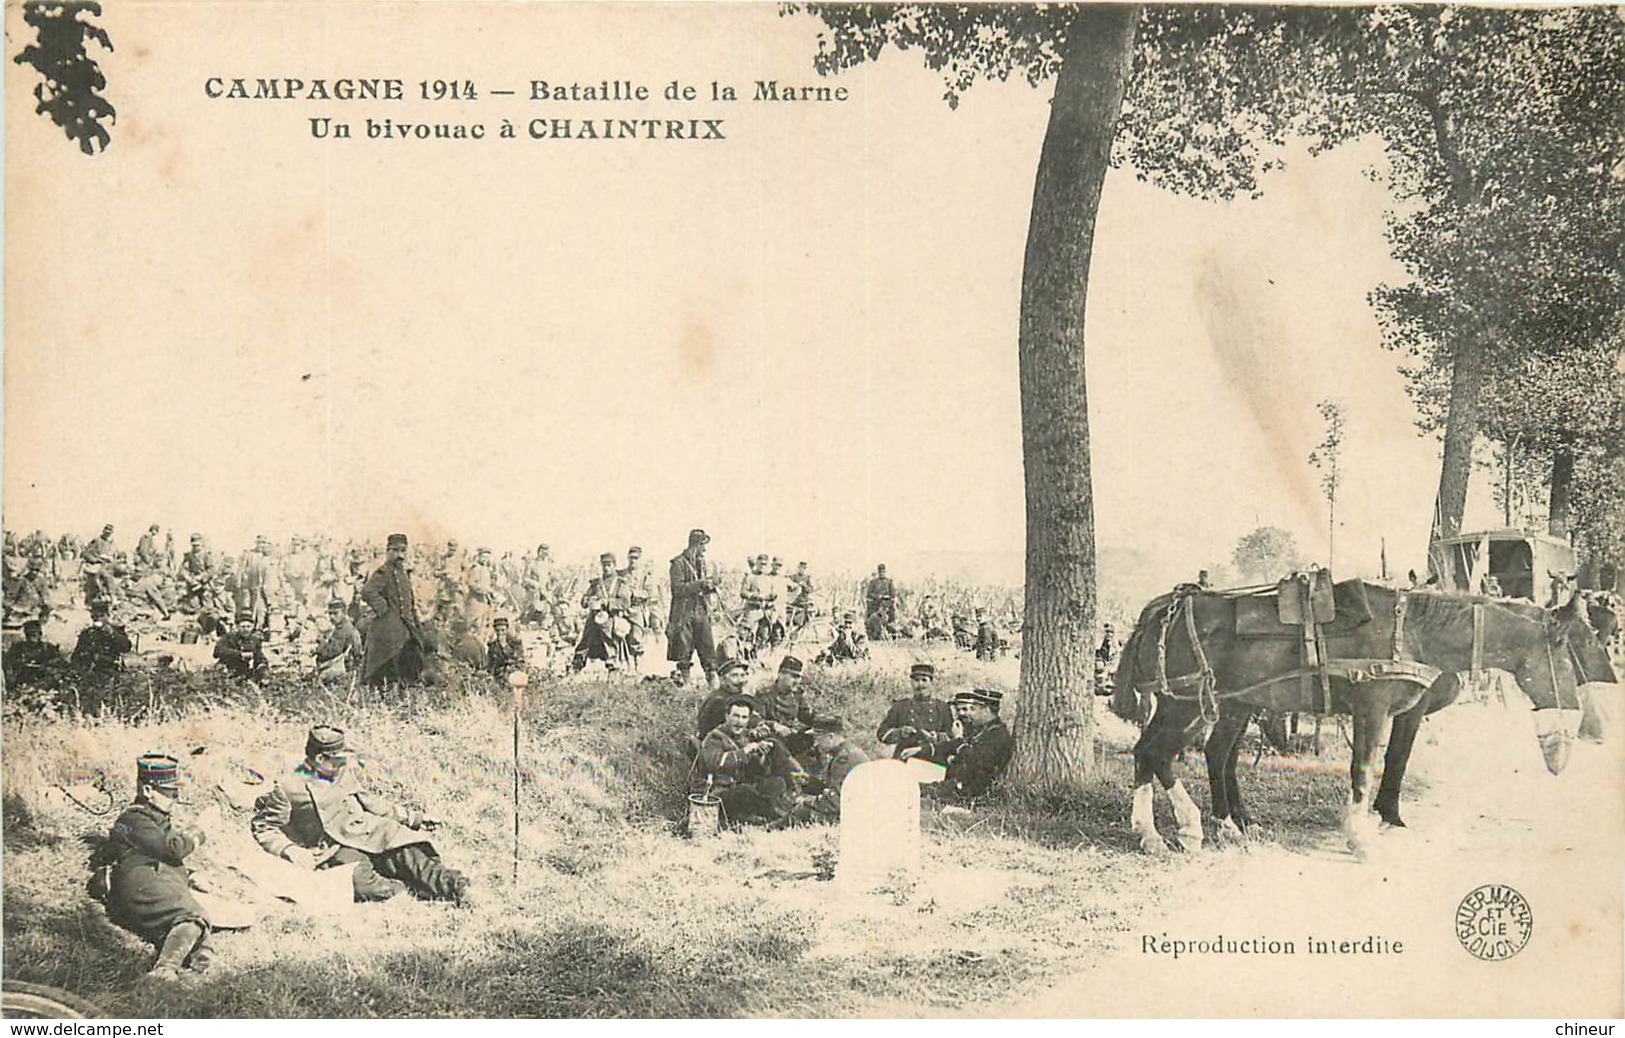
[251,725,475,906]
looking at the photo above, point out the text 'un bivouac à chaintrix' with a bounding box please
[200,76,852,142]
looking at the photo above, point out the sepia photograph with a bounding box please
[3,0,1622,1021]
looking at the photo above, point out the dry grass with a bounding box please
[2,642,1356,1017]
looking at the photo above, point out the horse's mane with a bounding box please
[1407,589,1544,633]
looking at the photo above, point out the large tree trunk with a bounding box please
[1430,326,1487,546]
[1008,4,1139,793]
[1548,440,1574,538]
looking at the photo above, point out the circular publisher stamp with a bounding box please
[1455,884,1532,961]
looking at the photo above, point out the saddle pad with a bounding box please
[1326,579,1374,634]
[1235,594,1290,637]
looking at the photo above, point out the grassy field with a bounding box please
[1,642,1355,1018]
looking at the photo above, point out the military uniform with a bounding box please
[487,628,526,680]
[666,533,717,683]
[974,617,1000,661]
[4,633,64,688]
[694,724,794,823]
[214,617,270,679]
[922,714,1014,801]
[315,615,364,679]
[572,562,630,672]
[805,738,871,820]
[786,566,815,628]
[876,697,955,760]
[251,732,468,903]
[71,617,132,680]
[865,569,897,639]
[360,537,425,686]
[4,566,51,624]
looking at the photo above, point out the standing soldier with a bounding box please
[235,536,275,631]
[974,607,1000,662]
[487,616,526,681]
[314,599,364,682]
[620,545,654,662]
[81,524,119,607]
[571,552,629,673]
[667,529,719,688]
[739,554,772,649]
[465,547,497,640]
[522,543,556,624]
[865,564,897,641]
[360,533,426,687]
[764,557,788,646]
[786,561,815,630]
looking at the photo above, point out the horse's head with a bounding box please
[1550,590,1619,686]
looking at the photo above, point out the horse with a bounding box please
[1108,580,1585,856]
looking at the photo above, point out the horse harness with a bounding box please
[1139,582,1443,723]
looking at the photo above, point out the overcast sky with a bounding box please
[4,3,1508,587]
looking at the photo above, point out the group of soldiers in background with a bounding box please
[2,522,1018,697]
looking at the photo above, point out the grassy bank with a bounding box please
[2,644,1353,1017]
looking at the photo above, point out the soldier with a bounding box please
[816,610,869,665]
[752,655,824,765]
[4,554,52,625]
[3,619,66,689]
[314,599,364,682]
[71,600,132,681]
[433,541,466,624]
[619,546,654,658]
[693,696,798,826]
[522,544,556,624]
[235,536,276,631]
[214,609,269,681]
[764,557,788,646]
[876,662,955,760]
[98,755,218,979]
[667,529,719,688]
[915,689,1014,803]
[697,656,754,739]
[974,607,1000,662]
[786,561,815,630]
[800,718,870,821]
[739,554,772,648]
[251,725,474,905]
[80,524,120,606]
[135,525,165,571]
[572,552,629,674]
[129,527,175,621]
[1094,623,1117,694]
[177,534,222,616]
[487,616,526,681]
[865,564,897,641]
[465,547,497,640]
[360,533,426,687]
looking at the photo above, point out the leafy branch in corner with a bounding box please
[14,0,116,155]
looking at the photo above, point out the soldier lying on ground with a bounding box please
[251,725,476,906]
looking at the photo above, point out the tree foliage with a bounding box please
[13,0,116,155]
[1231,526,1306,584]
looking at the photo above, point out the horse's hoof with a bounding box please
[1176,830,1207,854]
[1138,833,1172,856]
[1215,818,1247,846]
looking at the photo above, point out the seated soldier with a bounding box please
[4,619,66,689]
[314,599,364,682]
[800,717,870,822]
[876,662,955,761]
[214,609,269,681]
[815,611,869,665]
[693,696,799,826]
[752,655,824,763]
[251,725,474,905]
[448,617,488,671]
[71,600,132,682]
[97,755,218,980]
[913,688,1014,803]
[4,556,51,625]
[487,616,527,681]
[697,656,754,739]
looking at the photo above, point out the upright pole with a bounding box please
[509,669,529,886]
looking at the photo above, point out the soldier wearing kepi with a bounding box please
[361,533,426,687]
[619,545,654,657]
[314,598,364,682]
[4,619,65,689]
[667,528,719,688]
[487,616,526,681]
[916,689,1014,803]
[876,662,955,761]
[693,696,799,826]
[572,552,629,673]
[99,754,217,980]
[214,609,270,681]
[251,725,474,905]
[71,599,132,682]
